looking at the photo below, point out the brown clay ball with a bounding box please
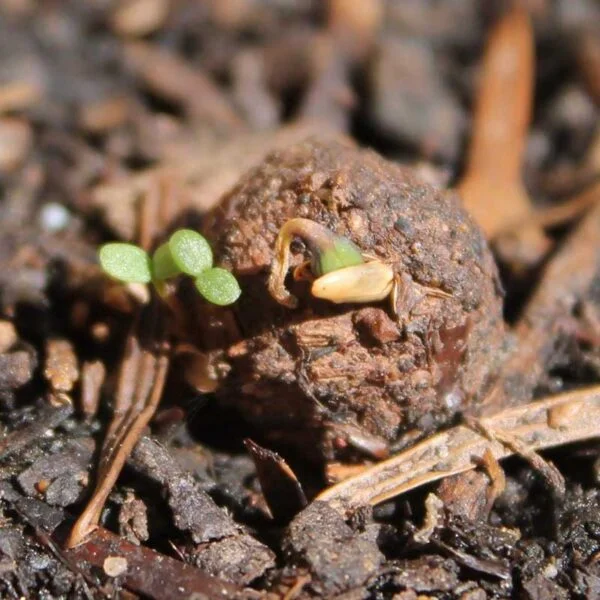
[199,138,506,459]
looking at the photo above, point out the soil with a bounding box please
[0,1,598,599]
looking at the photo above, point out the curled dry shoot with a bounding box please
[268,217,452,319]
[1,1,600,598]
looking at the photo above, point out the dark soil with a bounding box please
[0,1,598,599]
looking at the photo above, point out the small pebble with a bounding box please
[103,556,128,577]
[39,202,71,232]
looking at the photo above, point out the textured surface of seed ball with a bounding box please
[199,138,506,459]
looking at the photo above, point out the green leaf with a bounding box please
[168,229,213,276]
[315,237,364,276]
[195,268,241,306]
[98,243,152,284]
[152,242,181,281]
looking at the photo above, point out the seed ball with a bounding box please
[199,139,505,459]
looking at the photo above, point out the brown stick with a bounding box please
[14,493,245,600]
[327,0,382,59]
[63,527,244,599]
[457,2,550,268]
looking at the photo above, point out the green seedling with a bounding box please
[195,267,241,306]
[268,217,365,308]
[99,243,152,284]
[98,229,240,306]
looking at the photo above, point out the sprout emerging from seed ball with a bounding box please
[199,139,506,459]
[269,217,365,308]
[269,217,452,320]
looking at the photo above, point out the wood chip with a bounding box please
[44,339,79,394]
[0,320,17,354]
[80,360,106,419]
[0,80,42,114]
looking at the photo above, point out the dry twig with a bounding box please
[457,3,550,269]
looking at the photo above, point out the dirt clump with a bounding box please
[200,138,506,458]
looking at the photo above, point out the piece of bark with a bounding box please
[283,501,383,596]
[0,402,73,461]
[44,339,79,394]
[245,438,307,523]
[131,436,276,584]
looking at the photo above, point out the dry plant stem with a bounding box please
[67,318,169,547]
[480,448,506,512]
[282,575,312,600]
[483,199,600,414]
[69,174,184,547]
[316,385,600,514]
[457,2,549,261]
[470,417,565,497]
[61,524,243,600]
